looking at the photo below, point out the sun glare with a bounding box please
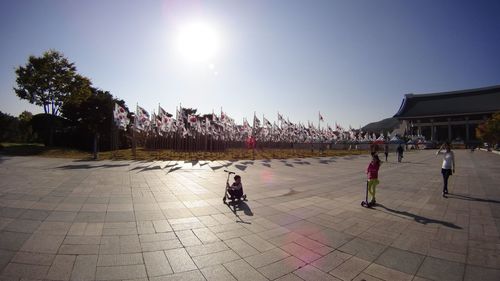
[176,21,220,63]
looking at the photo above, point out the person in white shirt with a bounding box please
[436,142,455,197]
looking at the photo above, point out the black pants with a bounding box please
[228,188,243,199]
[441,168,452,193]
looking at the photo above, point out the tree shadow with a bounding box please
[58,163,130,169]
[448,193,500,204]
[166,166,182,173]
[262,163,271,168]
[138,165,162,172]
[240,161,254,165]
[376,204,462,229]
[234,164,247,171]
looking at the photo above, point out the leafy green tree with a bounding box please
[476,112,500,146]
[14,50,92,116]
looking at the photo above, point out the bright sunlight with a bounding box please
[175,21,220,63]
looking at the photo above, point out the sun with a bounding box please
[175,21,220,63]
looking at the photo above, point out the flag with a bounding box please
[278,112,284,122]
[136,105,150,131]
[253,115,261,128]
[263,117,272,128]
[188,114,197,124]
[113,103,130,130]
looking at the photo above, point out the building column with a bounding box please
[465,117,470,142]
[430,119,435,141]
[447,118,452,141]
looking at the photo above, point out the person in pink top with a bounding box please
[366,154,382,205]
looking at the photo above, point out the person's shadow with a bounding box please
[447,193,500,204]
[376,204,462,229]
[226,200,253,224]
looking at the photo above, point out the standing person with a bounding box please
[366,154,382,206]
[436,142,455,197]
[396,144,404,162]
[384,144,389,162]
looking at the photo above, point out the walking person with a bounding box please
[366,154,382,206]
[436,142,455,197]
[396,144,404,162]
[384,143,389,162]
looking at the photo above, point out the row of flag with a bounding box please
[113,104,387,143]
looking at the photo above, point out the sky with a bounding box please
[1,0,499,128]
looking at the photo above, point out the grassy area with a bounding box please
[1,143,368,161]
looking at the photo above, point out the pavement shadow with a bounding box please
[448,193,500,204]
[377,204,462,229]
[58,163,130,169]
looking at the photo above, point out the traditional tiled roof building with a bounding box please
[393,85,500,144]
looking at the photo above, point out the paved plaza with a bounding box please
[0,150,499,281]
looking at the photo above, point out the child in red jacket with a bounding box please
[366,154,382,206]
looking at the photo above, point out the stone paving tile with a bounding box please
[416,256,465,281]
[186,241,228,257]
[192,249,240,268]
[244,247,290,268]
[338,237,387,262]
[0,232,32,251]
[59,244,100,255]
[74,212,106,223]
[139,232,177,243]
[19,210,50,221]
[11,251,54,266]
[70,255,97,281]
[363,263,413,281]
[149,269,206,281]
[46,254,76,280]
[274,273,306,281]
[351,272,384,281]
[309,228,354,249]
[294,264,342,281]
[164,248,197,273]
[374,246,425,275]
[140,239,183,252]
[311,250,353,273]
[95,264,147,280]
[175,230,202,246]
[223,238,259,258]
[200,264,237,281]
[223,259,268,281]
[329,256,370,281]
[168,217,204,231]
[464,264,500,281]
[21,234,65,254]
[143,251,173,277]
[1,262,49,279]
[35,221,71,235]
[192,227,220,244]
[257,255,305,280]
[46,211,78,222]
[281,242,322,263]
[0,250,15,271]
[4,219,41,233]
[240,234,276,252]
[97,253,143,266]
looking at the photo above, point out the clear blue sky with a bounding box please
[1,0,499,128]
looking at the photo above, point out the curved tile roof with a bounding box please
[394,85,500,118]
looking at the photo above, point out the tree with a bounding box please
[14,50,92,116]
[476,112,500,146]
